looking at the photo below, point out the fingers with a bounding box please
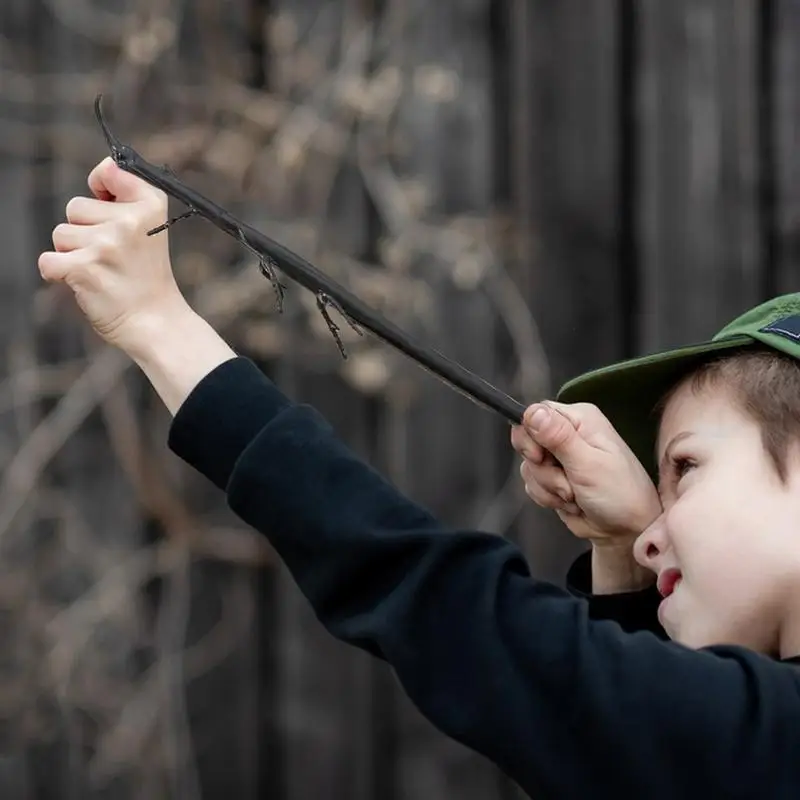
[65,195,127,226]
[540,400,607,433]
[513,421,578,513]
[522,402,592,470]
[86,158,117,201]
[519,459,579,513]
[51,222,94,252]
[510,424,545,464]
[38,247,86,283]
[87,157,164,205]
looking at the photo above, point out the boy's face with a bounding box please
[632,378,800,657]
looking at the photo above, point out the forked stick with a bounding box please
[93,95,527,424]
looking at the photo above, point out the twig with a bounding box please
[93,94,527,424]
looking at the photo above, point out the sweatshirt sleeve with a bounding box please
[168,357,800,799]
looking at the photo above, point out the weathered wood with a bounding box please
[378,1,510,799]
[261,3,385,799]
[509,0,622,582]
[0,2,144,797]
[3,0,798,796]
[774,0,800,293]
[638,0,762,350]
[0,2,45,796]
[158,3,268,794]
[23,1,270,797]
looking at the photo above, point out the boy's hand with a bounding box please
[511,401,661,592]
[38,157,189,354]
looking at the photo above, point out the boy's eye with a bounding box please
[671,456,696,480]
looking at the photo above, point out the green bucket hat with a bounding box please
[556,293,800,479]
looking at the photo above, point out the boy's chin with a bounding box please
[670,616,776,656]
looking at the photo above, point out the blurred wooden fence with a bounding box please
[0,0,797,798]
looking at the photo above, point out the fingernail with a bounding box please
[527,407,548,432]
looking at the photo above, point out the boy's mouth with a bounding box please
[657,568,682,598]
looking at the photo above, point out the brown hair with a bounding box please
[656,347,800,482]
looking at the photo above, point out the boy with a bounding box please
[516,330,800,655]
[39,158,800,798]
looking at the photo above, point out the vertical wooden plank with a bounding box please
[0,1,140,797]
[258,2,382,799]
[638,0,762,350]
[160,4,268,795]
[510,0,623,581]
[381,1,508,798]
[0,0,44,795]
[520,1,623,384]
[28,2,160,796]
[774,0,800,292]
[6,1,267,797]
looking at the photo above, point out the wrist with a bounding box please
[116,296,198,361]
[630,498,662,539]
[590,540,654,594]
[602,494,662,543]
[121,302,238,415]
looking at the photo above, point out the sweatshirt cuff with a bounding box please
[168,357,292,490]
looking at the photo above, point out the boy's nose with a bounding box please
[632,515,669,570]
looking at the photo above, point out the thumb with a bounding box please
[522,403,592,470]
[87,157,154,203]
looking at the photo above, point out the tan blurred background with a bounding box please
[0,0,797,797]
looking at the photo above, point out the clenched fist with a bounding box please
[511,401,662,592]
[38,157,187,353]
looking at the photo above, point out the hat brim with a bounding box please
[556,335,755,479]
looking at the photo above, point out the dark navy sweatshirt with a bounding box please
[168,357,800,799]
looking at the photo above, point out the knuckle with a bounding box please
[543,473,570,500]
[529,489,557,510]
[51,223,70,248]
[65,196,85,220]
[546,418,573,449]
[523,481,540,501]
[92,231,120,259]
[520,459,538,483]
[38,256,55,281]
[39,252,71,282]
[117,213,141,237]
[576,402,610,429]
[573,402,601,419]
[520,470,551,508]
[527,460,571,497]
[145,189,168,217]
[520,458,539,481]
[510,427,528,453]
[126,205,159,237]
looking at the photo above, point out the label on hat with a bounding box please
[760,315,800,341]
